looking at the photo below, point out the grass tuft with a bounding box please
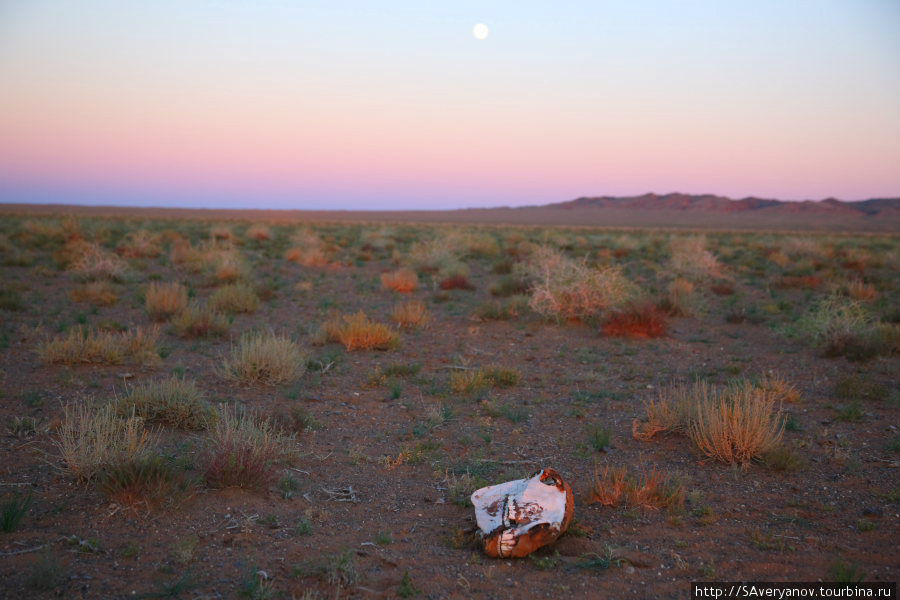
[40,326,160,365]
[145,282,189,321]
[201,407,296,490]
[117,377,216,430]
[322,311,400,351]
[222,330,308,386]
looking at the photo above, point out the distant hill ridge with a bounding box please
[547,193,900,216]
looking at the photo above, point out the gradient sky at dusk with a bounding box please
[1,1,899,210]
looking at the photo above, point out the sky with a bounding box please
[1,1,899,210]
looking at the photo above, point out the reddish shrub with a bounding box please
[439,275,475,290]
[601,304,667,338]
[710,284,734,296]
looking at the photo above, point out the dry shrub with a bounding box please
[209,249,248,282]
[116,377,216,430]
[407,236,456,272]
[439,274,475,290]
[170,240,205,272]
[589,465,628,506]
[450,366,520,394]
[322,312,399,351]
[62,240,127,280]
[246,224,271,241]
[589,465,684,510]
[381,269,419,293]
[172,301,229,338]
[668,236,724,280]
[70,281,118,306]
[145,282,188,321]
[781,237,827,258]
[633,381,706,440]
[97,454,182,507]
[40,326,160,365]
[221,330,308,385]
[602,304,668,338]
[285,227,331,266]
[768,250,791,268]
[798,296,899,361]
[627,468,685,509]
[116,230,162,258]
[57,403,153,480]
[520,246,632,321]
[665,277,702,316]
[688,384,784,466]
[474,296,527,321]
[391,300,430,329]
[285,246,331,267]
[210,225,235,242]
[757,373,801,404]
[845,280,878,302]
[201,407,296,490]
[209,283,260,314]
[635,379,786,465]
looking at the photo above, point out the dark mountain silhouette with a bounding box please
[546,193,900,216]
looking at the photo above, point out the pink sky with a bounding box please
[1,2,899,209]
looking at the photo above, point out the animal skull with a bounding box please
[471,468,574,558]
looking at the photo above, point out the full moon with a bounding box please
[473,23,489,40]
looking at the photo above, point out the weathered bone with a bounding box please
[471,468,574,558]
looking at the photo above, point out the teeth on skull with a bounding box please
[499,530,516,557]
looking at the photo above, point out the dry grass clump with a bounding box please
[40,326,160,365]
[322,311,400,351]
[391,300,430,329]
[170,239,206,272]
[201,407,296,490]
[664,277,703,317]
[474,296,528,321]
[96,454,182,507]
[63,240,127,280]
[439,274,475,291]
[116,377,216,430]
[210,225,236,242]
[602,304,668,338]
[57,403,154,480]
[221,330,308,385]
[440,230,501,258]
[116,229,162,258]
[767,250,791,268]
[285,227,331,267]
[668,236,725,280]
[144,281,188,321]
[844,280,878,302]
[798,296,899,361]
[171,301,229,338]
[634,379,786,466]
[688,384,784,466]
[285,246,331,267]
[520,246,632,322]
[246,223,272,241]
[381,269,419,293]
[70,281,118,306]
[407,236,457,272]
[450,366,520,394]
[208,249,248,282]
[757,373,802,404]
[589,465,684,510]
[208,283,260,314]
